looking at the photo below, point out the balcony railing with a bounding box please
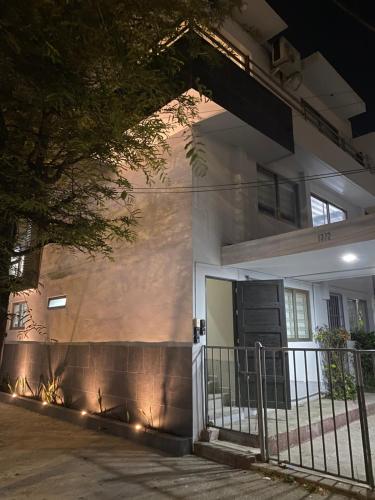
[173,25,374,172]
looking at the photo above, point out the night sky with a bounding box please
[267,0,375,137]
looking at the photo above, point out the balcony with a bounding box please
[222,213,375,281]
[173,26,374,172]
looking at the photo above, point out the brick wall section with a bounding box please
[0,341,193,437]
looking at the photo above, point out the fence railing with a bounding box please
[204,344,375,488]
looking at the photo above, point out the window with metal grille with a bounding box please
[257,166,299,226]
[285,288,311,340]
[311,195,346,227]
[327,293,345,329]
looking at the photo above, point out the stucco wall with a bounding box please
[7,138,193,344]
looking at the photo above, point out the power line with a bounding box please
[331,0,375,33]
[129,167,371,194]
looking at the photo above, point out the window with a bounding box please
[9,251,25,278]
[11,302,28,329]
[327,293,345,329]
[48,296,67,309]
[285,289,311,340]
[8,221,41,289]
[348,299,368,332]
[310,195,346,227]
[257,166,299,225]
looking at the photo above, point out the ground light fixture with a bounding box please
[341,253,358,263]
[134,424,142,431]
[12,393,17,398]
[42,401,48,406]
[81,410,87,416]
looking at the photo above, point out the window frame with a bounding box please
[348,298,369,333]
[257,165,300,226]
[47,295,67,310]
[285,288,312,341]
[327,293,345,330]
[10,301,28,330]
[310,193,347,227]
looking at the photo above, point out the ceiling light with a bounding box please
[342,253,358,263]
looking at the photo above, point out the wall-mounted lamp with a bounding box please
[199,319,206,337]
[193,319,200,343]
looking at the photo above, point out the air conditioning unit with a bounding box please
[272,36,302,79]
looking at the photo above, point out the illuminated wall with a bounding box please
[0,341,192,436]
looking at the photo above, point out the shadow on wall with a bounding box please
[0,342,193,437]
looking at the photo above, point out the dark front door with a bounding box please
[234,279,290,409]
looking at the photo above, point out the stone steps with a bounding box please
[194,440,260,469]
[207,393,231,411]
[207,406,244,426]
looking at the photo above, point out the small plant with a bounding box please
[40,377,63,405]
[97,388,104,413]
[315,326,357,401]
[324,362,357,400]
[138,406,154,429]
[8,376,35,397]
[352,330,375,390]
[315,326,350,348]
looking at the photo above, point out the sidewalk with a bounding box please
[0,402,347,499]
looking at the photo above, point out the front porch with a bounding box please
[222,212,375,282]
[204,344,375,486]
[200,215,375,487]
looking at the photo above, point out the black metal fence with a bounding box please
[204,344,375,488]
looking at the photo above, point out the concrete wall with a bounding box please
[0,341,192,437]
[191,136,306,269]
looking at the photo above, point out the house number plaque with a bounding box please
[318,231,331,242]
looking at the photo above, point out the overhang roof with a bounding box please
[302,52,366,119]
[195,110,292,164]
[232,0,287,43]
[222,213,375,281]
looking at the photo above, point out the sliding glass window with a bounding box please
[311,195,346,227]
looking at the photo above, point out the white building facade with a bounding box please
[2,1,375,446]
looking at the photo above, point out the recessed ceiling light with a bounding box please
[342,253,358,263]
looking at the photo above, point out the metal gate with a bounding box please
[204,343,375,488]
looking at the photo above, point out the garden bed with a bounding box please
[0,391,192,456]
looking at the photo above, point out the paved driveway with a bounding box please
[0,402,347,499]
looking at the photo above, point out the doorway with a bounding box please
[205,277,290,410]
[206,277,235,347]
